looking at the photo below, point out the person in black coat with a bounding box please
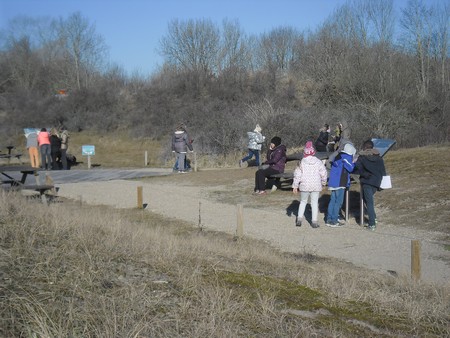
[353,139,386,231]
[49,128,62,170]
[314,124,330,152]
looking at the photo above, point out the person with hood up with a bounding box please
[172,124,193,173]
[353,139,386,231]
[314,124,330,152]
[253,136,286,195]
[240,124,265,167]
[292,141,328,228]
[326,142,356,227]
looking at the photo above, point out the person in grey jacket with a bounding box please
[240,124,265,167]
[60,127,70,170]
[172,124,193,173]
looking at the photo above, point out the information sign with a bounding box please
[82,145,95,156]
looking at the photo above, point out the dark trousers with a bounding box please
[362,184,377,226]
[255,167,279,192]
[61,149,68,170]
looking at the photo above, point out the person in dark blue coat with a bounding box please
[353,140,386,231]
[326,143,356,227]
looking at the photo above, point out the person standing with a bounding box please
[314,124,330,152]
[60,126,70,170]
[172,124,193,173]
[326,143,356,227]
[253,136,286,195]
[37,128,51,170]
[49,128,61,170]
[26,130,40,168]
[292,141,328,228]
[353,140,386,231]
[240,124,265,167]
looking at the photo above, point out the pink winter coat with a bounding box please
[292,155,327,192]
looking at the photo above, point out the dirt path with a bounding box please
[56,178,450,286]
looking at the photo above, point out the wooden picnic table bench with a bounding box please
[0,146,23,164]
[1,165,56,204]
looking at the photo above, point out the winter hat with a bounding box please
[342,143,356,156]
[254,124,262,133]
[303,141,316,157]
[270,136,281,147]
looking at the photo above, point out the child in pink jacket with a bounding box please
[292,141,328,228]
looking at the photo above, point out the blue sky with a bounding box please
[0,0,430,76]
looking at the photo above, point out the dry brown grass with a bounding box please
[1,142,449,336]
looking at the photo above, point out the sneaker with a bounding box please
[252,190,260,195]
[367,225,376,231]
[337,218,346,225]
[271,185,278,192]
[256,190,267,195]
[296,218,302,227]
[325,221,340,228]
[311,222,320,228]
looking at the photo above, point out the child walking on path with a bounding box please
[326,143,356,227]
[353,139,386,231]
[240,124,265,167]
[292,141,327,228]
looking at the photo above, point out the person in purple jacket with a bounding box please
[253,136,286,195]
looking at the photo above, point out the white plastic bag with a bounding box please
[380,175,392,189]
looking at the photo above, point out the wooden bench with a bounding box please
[3,184,56,204]
[268,172,294,189]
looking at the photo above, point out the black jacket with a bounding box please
[353,148,386,189]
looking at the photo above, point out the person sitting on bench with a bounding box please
[253,136,286,195]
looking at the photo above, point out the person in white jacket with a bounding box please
[292,141,328,228]
[239,124,265,167]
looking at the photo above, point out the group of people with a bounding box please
[314,123,343,152]
[26,127,70,170]
[239,123,386,231]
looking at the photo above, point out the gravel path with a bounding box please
[57,179,450,286]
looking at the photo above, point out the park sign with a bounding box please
[82,145,95,156]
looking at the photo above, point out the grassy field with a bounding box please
[1,144,449,337]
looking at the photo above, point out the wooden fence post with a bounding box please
[236,204,244,238]
[144,151,148,166]
[411,240,421,281]
[194,151,197,172]
[137,186,143,209]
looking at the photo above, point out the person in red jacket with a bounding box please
[37,128,51,170]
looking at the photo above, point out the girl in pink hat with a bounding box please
[292,141,328,228]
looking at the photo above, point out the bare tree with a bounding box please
[159,18,220,90]
[57,12,107,90]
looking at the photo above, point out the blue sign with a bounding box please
[372,139,396,157]
[82,145,95,156]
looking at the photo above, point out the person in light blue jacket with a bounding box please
[326,143,356,227]
[240,124,265,167]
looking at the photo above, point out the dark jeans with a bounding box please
[61,148,68,170]
[255,167,279,192]
[242,149,260,166]
[362,184,377,226]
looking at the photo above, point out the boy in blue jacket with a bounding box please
[326,143,356,227]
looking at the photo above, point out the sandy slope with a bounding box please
[56,178,450,286]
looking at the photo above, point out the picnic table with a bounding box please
[0,165,56,204]
[0,146,23,164]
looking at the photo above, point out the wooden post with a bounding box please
[194,151,197,172]
[137,186,143,209]
[360,185,364,226]
[236,204,244,238]
[345,189,349,221]
[411,240,421,281]
[87,155,91,169]
[144,151,148,166]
